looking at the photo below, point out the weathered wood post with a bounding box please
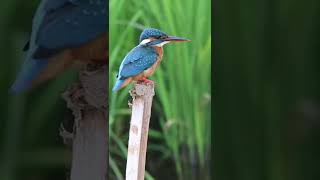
[126,82,155,180]
[61,63,108,180]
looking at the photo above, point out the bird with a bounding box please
[10,0,108,94]
[112,28,190,92]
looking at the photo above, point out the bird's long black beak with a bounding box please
[165,36,191,42]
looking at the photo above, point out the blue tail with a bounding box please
[10,58,49,94]
[112,79,125,92]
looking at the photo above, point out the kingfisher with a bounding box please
[112,28,190,92]
[10,0,108,94]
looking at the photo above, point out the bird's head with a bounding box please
[139,28,190,47]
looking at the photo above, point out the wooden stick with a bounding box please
[70,110,107,180]
[126,82,155,180]
[61,64,108,180]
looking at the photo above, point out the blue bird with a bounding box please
[112,28,190,92]
[10,0,108,94]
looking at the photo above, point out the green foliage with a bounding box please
[214,1,320,180]
[109,0,211,179]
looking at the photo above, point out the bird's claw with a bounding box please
[138,78,154,85]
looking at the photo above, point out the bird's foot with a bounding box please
[138,78,154,85]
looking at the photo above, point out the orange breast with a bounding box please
[144,46,163,76]
[71,33,108,61]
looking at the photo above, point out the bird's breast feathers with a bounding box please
[142,46,163,77]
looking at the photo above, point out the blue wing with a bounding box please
[30,0,108,58]
[118,45,158,79]
[10,0,108,93]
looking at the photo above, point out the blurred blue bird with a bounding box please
[10,0,108,94]
[112,28,190,92]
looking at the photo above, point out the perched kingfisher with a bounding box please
[112,28,190,92]
[10,0,108,94]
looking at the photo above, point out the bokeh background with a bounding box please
[109,0,211,179]
[214,0,320,180]
[0,1,78,180]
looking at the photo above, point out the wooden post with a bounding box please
[61,64,108,180]
[126,82,155,180]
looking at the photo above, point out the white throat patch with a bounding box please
[155,41,169,47]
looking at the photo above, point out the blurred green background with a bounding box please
[214,0,320,180]
[0,1,78,180]
[109,0,211,179]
